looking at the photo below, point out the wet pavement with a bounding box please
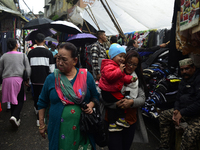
[0,88,160,150]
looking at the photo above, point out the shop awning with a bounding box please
[0,3,28,22]
[82,0,174,35]
[0,3,21,15]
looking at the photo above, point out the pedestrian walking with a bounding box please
[0,38,31,128]
[37,42,99,150]
[27,33,55,126]
[50,44,58,64]
[90,30,108,81]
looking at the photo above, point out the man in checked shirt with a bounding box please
[91,30,108,81]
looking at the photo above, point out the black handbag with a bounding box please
[80,98,108,147]
[23,54,28,81]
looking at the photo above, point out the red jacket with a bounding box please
[99,59,133,92]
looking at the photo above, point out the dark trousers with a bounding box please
[32,85,43,119]
[106,121,136,150]
[11,82,24,120]
[101,90,125,124]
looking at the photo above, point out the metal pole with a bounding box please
[87,4,101,30]
[85,8,100,30]
[83,19,92,34]
[99,0,123,37]
[22,0,38,18]
[104,0,127,42]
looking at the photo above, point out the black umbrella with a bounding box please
[25,29,55,41]
[45,37,58,42]
[23,18,53,29]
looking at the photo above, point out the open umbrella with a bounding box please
[50,20,82,34]
[45,37,58,42]
[25,29,55,41]
[66,33,97,47]
[23,18,53,29]
[45,37,58,46]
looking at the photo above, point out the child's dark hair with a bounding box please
[7,38,17,51]
[50,44,56,52]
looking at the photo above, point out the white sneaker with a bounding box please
[37,120,40,127]
[7,102,11,109]
[10,116,20,128]
[34,107,38,115]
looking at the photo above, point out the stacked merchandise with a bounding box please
[141,49,181,118]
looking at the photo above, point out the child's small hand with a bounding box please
[120,64,125,72]
[131,77,137,82]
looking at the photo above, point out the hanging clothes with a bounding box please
[0,31,14,54]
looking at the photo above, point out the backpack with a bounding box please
[85,42,101,73]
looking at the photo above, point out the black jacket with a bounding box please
[126,45,161,57]
[174,69,200,117]
[126,45,160,53]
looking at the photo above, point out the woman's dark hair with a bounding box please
[125,50,148,97]
[7,38,17,51]
[59,42,78,58]
[48,41,52,47]
[127,39,136,47]
[50,44,56,52]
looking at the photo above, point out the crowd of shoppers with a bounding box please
[0,29,200,150]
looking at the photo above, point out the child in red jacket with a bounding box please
[99,43,137,132]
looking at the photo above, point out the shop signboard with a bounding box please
[180,0,200,31]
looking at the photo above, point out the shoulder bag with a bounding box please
[23,54,28,81]
[80,97,108,147]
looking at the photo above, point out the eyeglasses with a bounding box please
[127,62,138,67]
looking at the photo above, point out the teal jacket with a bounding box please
[37,68,99,150]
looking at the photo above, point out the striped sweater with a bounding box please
[27,46,55,84]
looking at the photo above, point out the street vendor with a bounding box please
[157,58,200,150]
[126,39,167,59]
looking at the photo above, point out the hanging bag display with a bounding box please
[23,54,28,81]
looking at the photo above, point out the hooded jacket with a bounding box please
[99,59,133,92]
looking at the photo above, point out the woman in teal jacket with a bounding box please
[37,42,99,150]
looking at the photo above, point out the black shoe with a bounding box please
[6,108,11,112]
[27,87,31,91]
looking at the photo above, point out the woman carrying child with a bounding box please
[100,49,147,150]
[99,44,137,132]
